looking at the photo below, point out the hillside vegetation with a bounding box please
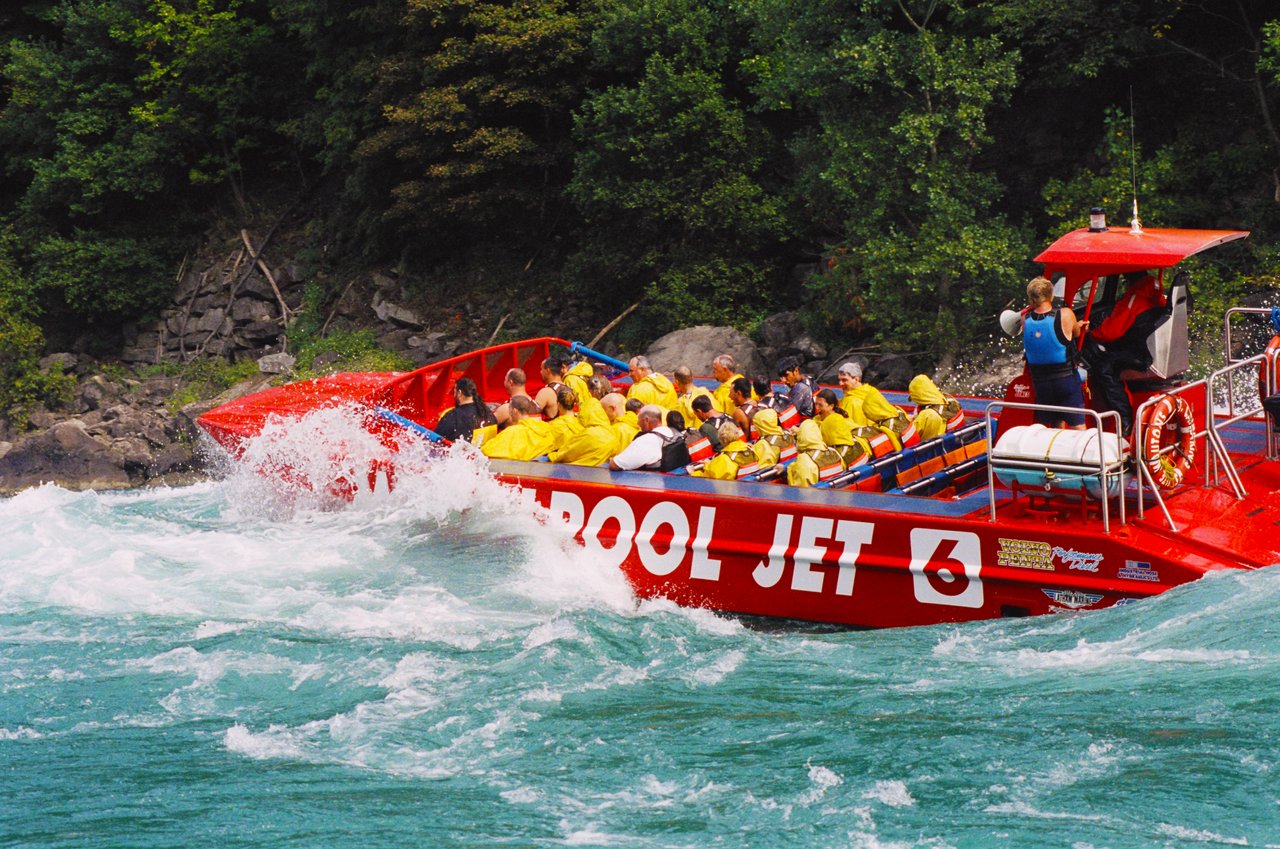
[2,0,1279,414]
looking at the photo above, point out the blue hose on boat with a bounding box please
[1270,306,1280,337]
[372,407,448,444]
[569,341,629,373]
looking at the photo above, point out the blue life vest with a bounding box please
[1024,311,1068,366]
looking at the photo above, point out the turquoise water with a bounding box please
[4,436,1280,847]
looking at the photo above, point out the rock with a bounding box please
[237,320,282,345]
[231,298,274,322]
[135,376,180,405]
[26,408,57,430]
[0,420,130,493]
[239,274,279,302]
[757,312,805,350]
[39,353,78,372]
[0,441,11,462]
[148,441,201,478]
[793,334,827,361]
[99,404,149,439]
[310,351,341,371]
[75,376,119,412]
[372,291,423,328]
[377,328,416,350]
[407,331,447,354]
[867,353,915,390]
[257,352,296,374]
[645,325,767,378]
[194,307,228,334]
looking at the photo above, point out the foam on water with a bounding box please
[6,412,1280,847]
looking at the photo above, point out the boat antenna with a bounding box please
[1129,86,1142,234]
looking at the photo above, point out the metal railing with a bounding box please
[984,402,1126,533]
[1132,352,1276,531]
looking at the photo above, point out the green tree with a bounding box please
[748,0,1029,369]
[568,0,787,335]
[343,0,592,259]
[0,0,292,330]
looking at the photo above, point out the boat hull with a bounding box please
[495,461,1235,628]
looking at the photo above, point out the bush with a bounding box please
[0,293,75,429]
[291,329,415,377]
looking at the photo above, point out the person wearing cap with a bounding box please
[1024,275,1088,429]
[776,357,817,418]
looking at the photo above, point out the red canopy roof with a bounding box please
[1035,227,1249,271]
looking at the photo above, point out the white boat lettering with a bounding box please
[688,506,721,581]
[752,514,794,588]
[547,492,719,579]
[909,529,984,608]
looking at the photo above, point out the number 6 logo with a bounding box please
[909,529,983,608]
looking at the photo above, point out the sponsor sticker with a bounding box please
[997,538,1054,570]
[1117,560,1161,582]
[1042,588,1104,610]
[1053,547,1103,572]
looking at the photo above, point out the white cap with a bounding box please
[838,361,862,379]
[999,309,1023,337]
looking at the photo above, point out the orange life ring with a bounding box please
[1260,335,1280,405]
[1141,394,1196,489]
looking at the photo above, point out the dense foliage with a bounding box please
[2,0,1279,369]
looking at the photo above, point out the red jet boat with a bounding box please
[198,223,1280,628]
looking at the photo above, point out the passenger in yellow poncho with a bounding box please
[548,387,614,465]
[787,420,846,488]
[564,360,594,408]
[815,389,871,468]
[837,361,909,449]
[749,407,793,467]
[695,421,756,480]
[546,386,583,451]
[481,396,555,461]
[711,354,746,416]
[909,374,962,441]
[672,366,715,425]
[626,355,678,410]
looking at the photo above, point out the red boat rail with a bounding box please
[374,337,573,428]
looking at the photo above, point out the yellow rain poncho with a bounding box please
[577,394,610,429]
[627,372,678,410]
[713,373,746,416]
[909,374,960,441]
[480,417,555,461]
[696,439,755,480]
[674,384,715,425]
[548,412,584,451]
[788,420,845,488]
[611,410,640,454]
[564,361,594,407]
[750,407,792,467]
